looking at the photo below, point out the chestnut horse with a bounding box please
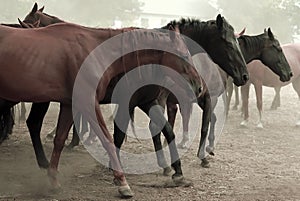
[240,43,300,128]
[0,22,204,197]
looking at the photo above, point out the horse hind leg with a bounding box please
[48,104,73,189]
[91,102,132,198]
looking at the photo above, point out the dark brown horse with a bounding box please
[240,43,300,128]
[0,21,204,197]
[149,27,292,168]
[199,28,292,165]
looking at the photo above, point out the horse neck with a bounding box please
[238,34,266,64]
[39,12,64,26]
[178,23,209,55]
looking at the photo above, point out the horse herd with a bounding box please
[0,3,297,198]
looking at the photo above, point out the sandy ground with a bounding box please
[0,85,300,201]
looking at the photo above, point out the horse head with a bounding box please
[260,28,292,82]
[165,15,249,86]
[206,14,248,86]
[23,3,63,27]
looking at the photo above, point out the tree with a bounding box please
[217,0,300,43]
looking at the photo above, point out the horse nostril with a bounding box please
[290,72,293,77]
[243,74,249,82]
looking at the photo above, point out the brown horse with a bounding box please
[240,43,300,128]
[14,4,249,172]
[0,22,203,197]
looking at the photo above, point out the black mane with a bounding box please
[162,18,211,32]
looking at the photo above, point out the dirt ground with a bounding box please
[0,85,300,201]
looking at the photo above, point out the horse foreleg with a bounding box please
[48,104,73,189]
[271,87,281,110]
[26,102,50,169]
[141,100,184,183]
[197,93,211,168]
[240,82,250,127]
[149,123,173,176]
[226,77,233,115]
[233,85,240,110]
[291,78,300,126]
[166,101,178,128]
[254,83,263,128]
[177,102,192,149]
[206,96,218,157]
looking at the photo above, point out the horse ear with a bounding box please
[216,14,223,30]
[18,18,30,28]
[169,29,176,41]
[38,6,45,12]
[31,3,38,13]
[168,24,175,31]
[267,28,275,40]
[235,27,246,38]
[239,27,246,35]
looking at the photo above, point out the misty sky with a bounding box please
[140,0,218,17]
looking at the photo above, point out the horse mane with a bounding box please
[162,18,208,32]
[238,33,268,52]
[38,11,64,24]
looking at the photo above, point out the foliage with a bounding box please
[217,0,300,43]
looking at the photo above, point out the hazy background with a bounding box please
[0,0,299,43]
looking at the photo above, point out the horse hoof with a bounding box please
[256,123,263,129]
[240,120,248,128]
[118,185,133,198]
[163,166,173,176]
[172,175,192,187]
[177,141,188,149]
[206,146,215,156]
[201,158,210,168]
[172,174,184,183]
